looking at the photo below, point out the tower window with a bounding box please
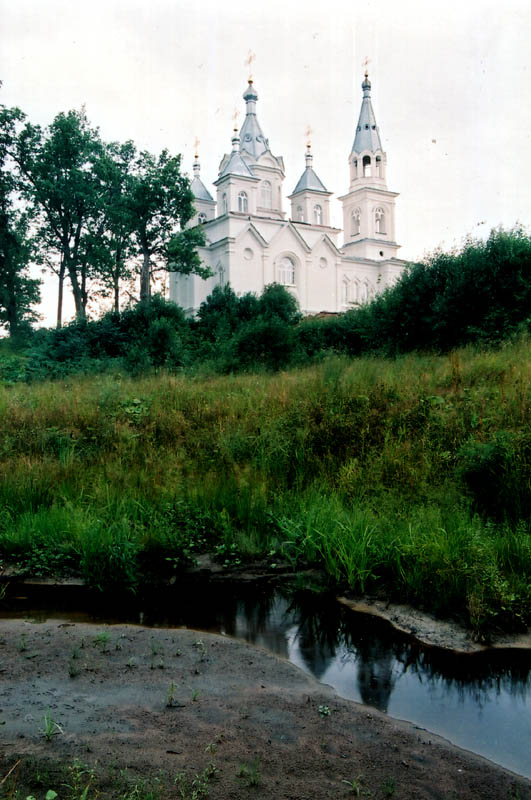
[314,204,322,225]
[238,191,248,213]
[375,207,386,234]
[351,208,361,236]
[278,256,296,286]
[375,156,382,177]
[362,156,372,177]
[260,180,272,208]
[197,213,207,224]
[222,193,228,214]
[296,206,304,222]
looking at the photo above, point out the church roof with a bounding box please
[290,146,330,195]
[191,175,214,202]
[352,73,383,154]
[239,80,271,161]
[218,130,256,179]
[292,165,328,194]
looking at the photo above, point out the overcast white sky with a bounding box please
[1,0,530,324]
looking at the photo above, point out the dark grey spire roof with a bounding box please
[191,175,214,202]
[239,80,270,161]
[291,147,329,194]
[352,73,382,154]
[292,165,328,194]
[219,130,255,178]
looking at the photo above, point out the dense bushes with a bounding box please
[2,226,530,382]
[298,226,531,357]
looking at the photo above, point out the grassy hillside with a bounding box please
[1,339,530,635]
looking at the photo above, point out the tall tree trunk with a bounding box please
[140,245,151,303]
[56,256,65,328]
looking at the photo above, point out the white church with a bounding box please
[170,72,406,315]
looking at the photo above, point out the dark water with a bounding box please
[3,583,530,778]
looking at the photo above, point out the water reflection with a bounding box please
[3,582,530,777]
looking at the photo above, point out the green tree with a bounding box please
[89,140,137,312]
[13,108,103,323]
[0,179,40,336]
[126,149,208,303]
[0,104,40,336]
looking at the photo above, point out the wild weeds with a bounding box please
[0,342,529,630]
[41,710,62,741]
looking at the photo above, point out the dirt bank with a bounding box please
[338,596,531,653]
[0,620,529,799]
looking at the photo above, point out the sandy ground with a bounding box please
[0,619,529,799]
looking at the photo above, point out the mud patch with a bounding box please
[0,620,529,799]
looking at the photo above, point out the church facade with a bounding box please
[170,73,405,315]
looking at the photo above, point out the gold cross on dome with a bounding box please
[305,125,312,147]
[232,108,240,131]
[193,137,200,157]
[362,56,371,76]
[245,50,256,80]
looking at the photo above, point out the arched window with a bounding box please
[278,256,296,286]
[352,280,359,303]
[197,212,207,224]
[341,277,350,306]
[217,262,225,286]
[296,206,304,222]
[238,191,248,213]
[360,282,369,303]
[375,156,382,178]
[362,155,371,177]
[260,180,272,208]
[222,193,228,214]
[375,207,386,234]
[314,204,322,225]
[351,208,361,236]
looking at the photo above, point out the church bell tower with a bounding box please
[339,72,400,262]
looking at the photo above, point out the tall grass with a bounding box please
[0,338,529,633]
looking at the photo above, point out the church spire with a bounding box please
[352,72,383,155]
[238,80,270,161]
[349,72,386,189]
[190,150,214,203]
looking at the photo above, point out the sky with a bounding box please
[1,0,530,325]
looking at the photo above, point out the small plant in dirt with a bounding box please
[126,657,137,669]
[68,659,81,678]
[193,640,207,662]
[342,776,364,796]
[41,709,63,741]
[166,682,177,707]
[213,542,242,568]
[236,758,261,788]
[174,761,218,799]
[62,760,95,800]
[71,647,80,660]
[381,776,396,797]
[318,704,331,717]
[26,791,58,800]
[191,688,200,702]
[18,635,27,653]
[92,631,111,652]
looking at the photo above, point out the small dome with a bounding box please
[243,80,258,102]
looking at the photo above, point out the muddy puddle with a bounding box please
[2,582,530,778]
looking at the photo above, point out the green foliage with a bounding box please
[458,432,531,522]
[296,227,531,358]
[0,341,529,633]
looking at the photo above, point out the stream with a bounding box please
[2,583,530,778]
